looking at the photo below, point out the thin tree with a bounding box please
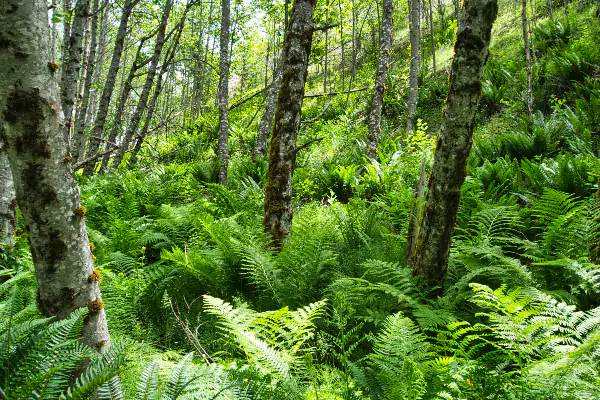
[428,0,437,76]
[263,0,318,248]
[406,0,421,134]
[217,0,231,185]
[0,153,16,246]
[111,0,174,169]
[0,0,110,349]
[411,0,498,287]
[366,0,394,161]
[83,0,138,174]
[60,0,91,146]
[522,0,533,121]
[253,65,282,161]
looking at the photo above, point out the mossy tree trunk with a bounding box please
[217,0,231,185]
[522,0,533,121]
[83,0,137,175]
[0,153,17,246]
[366,0,394,161]
[411,0,498,287]
[263,0,317,248]
[406,0,421,134]
[0,0,110,350]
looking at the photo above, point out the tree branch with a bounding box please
[301,98,333,124]
[313,23,339,32]
[304,86,369,98]
[74,145,119,170]
[292,137,324,155]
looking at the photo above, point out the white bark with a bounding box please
[406,0,421,134]
[217,0,231,185]
[366,0,393,161]
[0,0,110,350]
[0,153,17,246]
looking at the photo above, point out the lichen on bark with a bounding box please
[411,0,498,287]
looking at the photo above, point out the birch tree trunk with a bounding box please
[428,0,437,76]
[99,36,152,171]
[217,0,231,185]
[111,0,173,169]
[406,0,421,134]
[83,0,137,175]
[129,16,187,165]
[366,0,393,161]
[522,0,533,121]
[253,64,282,161]
[0,153,17,246]
[60,0,91,147]
[0,0,110,350]
[72,0,100,164]
[263,0,317,249]
[411,0,498,286]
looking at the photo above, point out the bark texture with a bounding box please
[405,156,427,267]
[217,0,231,185]
[406,0,421,134]
[60,0,91,147]
[111,0,173,169]
[263,0,317,248]
[0,153,17,246]
[72,0,100,164]
[366,0,393,161]
[83,0,136,175]
[411,0,498,286]
[522,0,533,120]
[0,0,110,350]
[253,65,283,161]
[428,0,437,76]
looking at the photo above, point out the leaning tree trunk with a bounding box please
[217,0,231,185]
[99,36,152,171]
[60,0,91,147]
[522,0,533,121]
[83,0,136,175]
[411,0,498,287]
[72,0,100,164]
[428,0,437,76]
[111,0,173,169]
[366,0,394,161]
[263,0,317,248]
[0,153,17,246]
[129,15,187,166]
[406,0,421,134]
[253,63,283,161]
[0,0,110,350]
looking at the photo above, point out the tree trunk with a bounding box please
[253,64,283,161]
[406,157,427,267]
[129,16,187,165]
[428,0,437,76]
[111,0,173,169]
[406,0,421,134]
[522,0,533,121]
[366,0,394,161]
[547,0,554,20]
[263,0,317,248]
[0,0,110,350]
[0,153,17,246]
[60,0,91,147]
[411,0,498,286]
[60,0,74,78]
[83,0,137,175]
[99,36,152,171]
[72,0,100,164]
[51,0,59,63]
[217,0,231,185]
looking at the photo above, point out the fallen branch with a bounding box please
[301,98,333,124]
[313,23,339,32]
[304,86,369,98]
[74,145,119,170]
[228,87,267,110]
[293,137,324,155]
[88,136,118,147]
